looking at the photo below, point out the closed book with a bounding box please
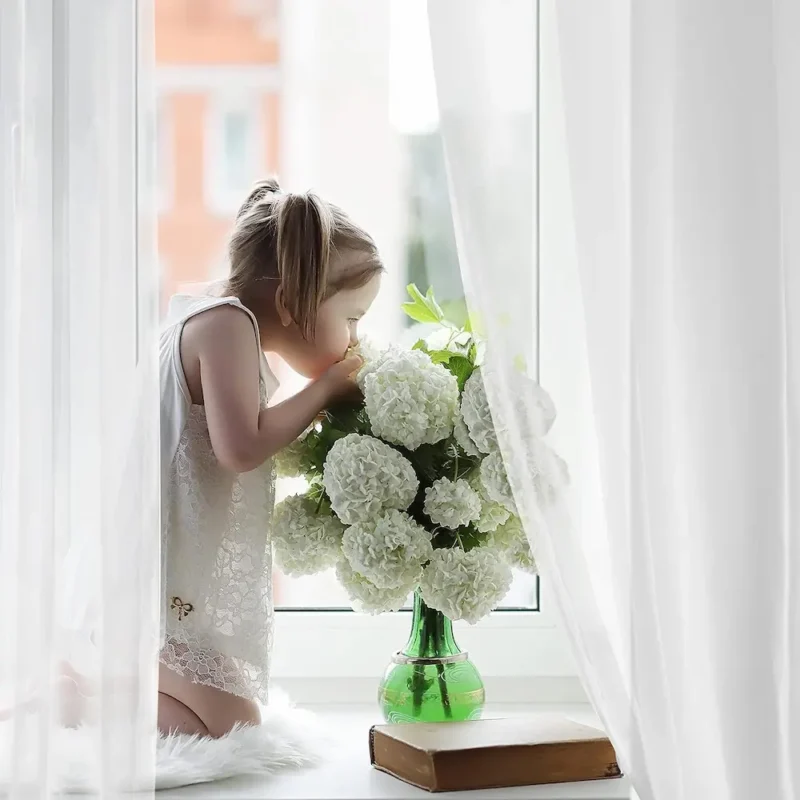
[369,715,622,793]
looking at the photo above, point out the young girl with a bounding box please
[158,178,382,738]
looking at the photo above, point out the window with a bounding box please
[221,109,253,195]
[206,97,262,214]
[154,0,581,704]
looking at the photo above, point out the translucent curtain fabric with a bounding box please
[426,0,634,776]
[0,0,160,795]
[428,1,800,798]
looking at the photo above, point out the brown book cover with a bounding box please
[369,715,622,793]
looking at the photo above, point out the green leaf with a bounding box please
[406,283,427,304]
[425,286,447,321]
[446,355,475,391]
[305,480,325,502]
[401,302,440,325]
[403,283,445,325]
[412,339,430,352]
[428,349,454,364]
[457,526,485,552]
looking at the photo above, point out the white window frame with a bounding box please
[271,576,583,705]
[155,93,172,213]
[266,4,579,708]
[205,90,265,216]
[269,10,580,707]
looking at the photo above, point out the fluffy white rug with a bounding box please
[154,694,329,791]
[0,690,330,793]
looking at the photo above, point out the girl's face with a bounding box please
[275,268,382,379]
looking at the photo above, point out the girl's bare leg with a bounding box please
[158,663,260,739]
[0,662,96,726]
[158,691,209,736]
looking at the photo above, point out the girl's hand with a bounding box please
[321,354,364,405]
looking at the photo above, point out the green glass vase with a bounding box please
[377,591,485,723]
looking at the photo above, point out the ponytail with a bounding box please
[227,178,382,340]
[275,192,333,339]
[236,177,281,220]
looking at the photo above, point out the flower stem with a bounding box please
[436,663,452,719]
[412,613,431,716]
[434,611,452,719]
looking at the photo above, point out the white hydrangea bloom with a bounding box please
[475,499,511,533]
[353,337,398,390]
[460,369,497,454]
[502,371,559,441]
[528,438,570,506]
[461,369,558,454]
[467,470,511,533]
[480,450,516,513]
[423,477,481,530]
[453,412,481,457]
[522,379,557,438]
[322,434,419,525]
[274,429,312,479]
[364,350,459,451]
[335,559,414,615]
[419,548,513,624]
[487,514,537,575]
[342,509,432,589]
[511,541,537,574]
[272,494,345,576]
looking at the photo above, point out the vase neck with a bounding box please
[402,591,462,659]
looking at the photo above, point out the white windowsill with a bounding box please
[159,704,630,800]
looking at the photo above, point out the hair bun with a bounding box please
[255,177,281,195]
[236,177,282,219]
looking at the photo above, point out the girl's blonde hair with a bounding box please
[227,177,383,339]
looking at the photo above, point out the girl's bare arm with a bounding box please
[195,306,360,473]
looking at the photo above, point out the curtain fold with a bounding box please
[0,0,159,795]
[428,1,800,798]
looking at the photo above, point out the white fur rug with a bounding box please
[0,691,330,793]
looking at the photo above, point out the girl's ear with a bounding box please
[274,285,293,327]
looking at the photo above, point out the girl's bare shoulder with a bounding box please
[183,302,256,351]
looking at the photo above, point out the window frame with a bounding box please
[155,93,172,213]
[267,5,577,704]
[270,577,582,704]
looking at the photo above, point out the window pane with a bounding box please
[155,0,538,611]
[223,110,251,193]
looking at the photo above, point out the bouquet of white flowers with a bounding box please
[273,285,568,626]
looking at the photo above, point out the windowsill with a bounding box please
[158,704,630,800]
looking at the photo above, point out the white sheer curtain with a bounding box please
[428,1,799,799]
[0,0,159,795]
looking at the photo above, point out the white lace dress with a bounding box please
[159,295,278,703]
